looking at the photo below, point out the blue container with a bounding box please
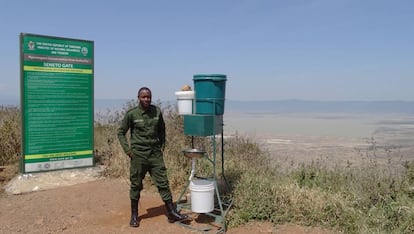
[193,74,227,115]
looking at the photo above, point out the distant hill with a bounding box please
[2,97,414,114]
[226,100,414,114]
[0,97,19,106]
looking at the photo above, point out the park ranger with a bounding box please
[117,87,188,227]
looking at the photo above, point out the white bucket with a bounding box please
[190,179,215,213]
[175,91,195,115]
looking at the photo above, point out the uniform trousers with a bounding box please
[129,149,172,201]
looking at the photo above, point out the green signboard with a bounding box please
[20,33,94,173]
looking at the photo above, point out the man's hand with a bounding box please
[127,152,132,159]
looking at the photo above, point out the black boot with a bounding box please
[165,199,189,223]
[130,199,139,227]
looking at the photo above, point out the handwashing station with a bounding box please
[174,74,232,233]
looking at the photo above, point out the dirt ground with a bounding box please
[0,176,333,234]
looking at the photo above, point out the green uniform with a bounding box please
[117,104,172,201]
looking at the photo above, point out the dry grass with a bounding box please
[2,102,414,233]
[0,106,20,166]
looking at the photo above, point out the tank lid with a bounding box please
[193,74,227,81]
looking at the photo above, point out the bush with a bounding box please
[0,106,21,166]
[2,100,414,233]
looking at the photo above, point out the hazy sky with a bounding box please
[0,0,413,101]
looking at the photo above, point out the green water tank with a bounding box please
[193,74,227,115]
[184,115,223,136]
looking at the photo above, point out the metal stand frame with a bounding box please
[175,98,233,233]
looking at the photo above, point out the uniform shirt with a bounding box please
[117,104,166,156]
